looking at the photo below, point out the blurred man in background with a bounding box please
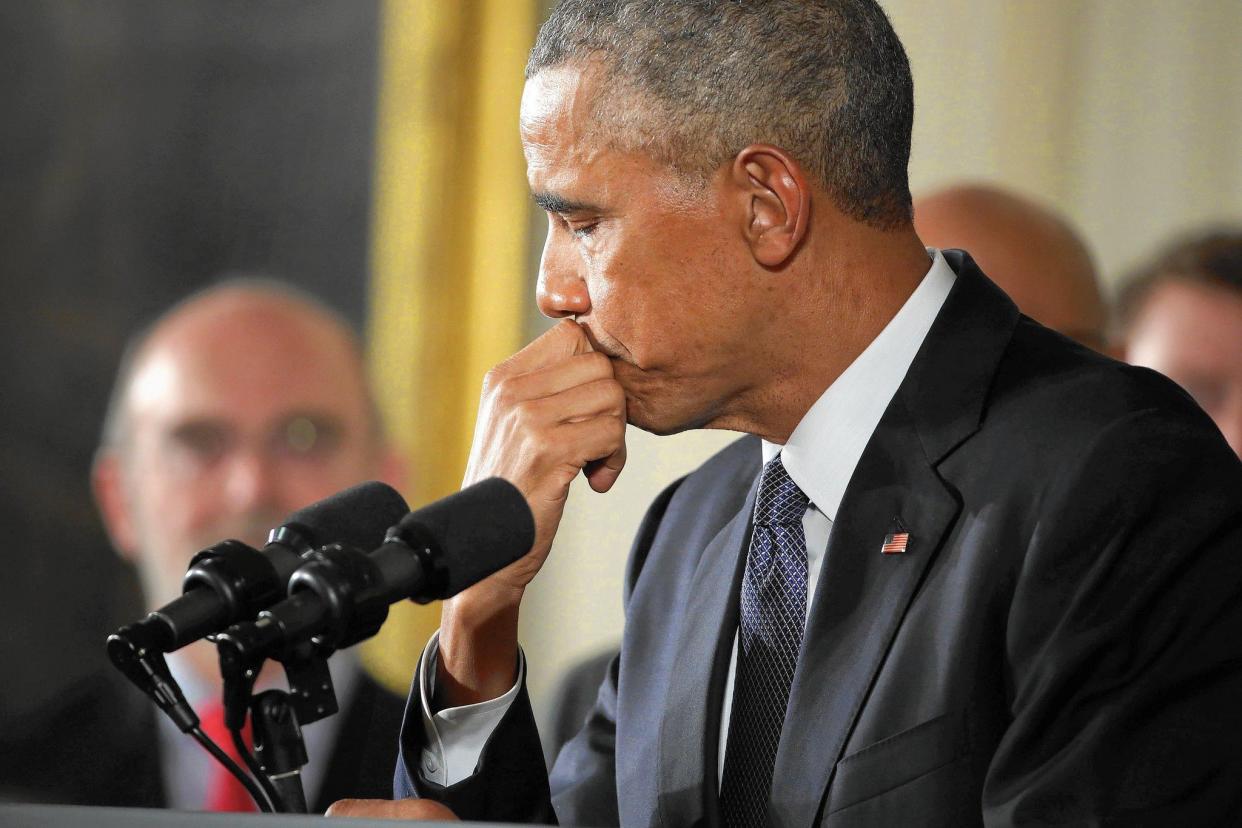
[1117,229,1242,457]
[914,182,1107,350]
[1,280,407,811]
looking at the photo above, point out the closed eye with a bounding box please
[541,202,601,242]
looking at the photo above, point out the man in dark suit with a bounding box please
[332,1,1242,824]
[544,180,1116,771]
[6,279,409,812]
[544,648,617,766]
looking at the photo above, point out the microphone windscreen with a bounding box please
[282,481,410,550]
[397,477,535,599]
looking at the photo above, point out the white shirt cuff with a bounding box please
[416,629,524,787]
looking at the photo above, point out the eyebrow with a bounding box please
[532,191,600,214]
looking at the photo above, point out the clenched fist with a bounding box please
[462,318,628,592]
[438,319,627,706]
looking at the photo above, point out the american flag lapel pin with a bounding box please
[880,521,910,555]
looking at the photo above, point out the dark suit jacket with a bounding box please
[1,664,406,813]
[396,252,1242,826]
[545,648,619,767]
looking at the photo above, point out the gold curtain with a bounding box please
[362,0,535,693]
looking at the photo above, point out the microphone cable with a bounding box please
[188,724,277,813]
[232,724,285,812]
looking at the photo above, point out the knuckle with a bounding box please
[586,351,611,373]
[482,365,507,393]
[512,398,537,425]
[490,374,521,407]
[607,386,627,413]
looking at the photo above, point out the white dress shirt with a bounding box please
[418,249,957,788]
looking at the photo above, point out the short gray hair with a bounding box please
[528,0,915,229]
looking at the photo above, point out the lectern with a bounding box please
[0,804,504,827]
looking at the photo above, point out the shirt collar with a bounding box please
[762,248,956,520]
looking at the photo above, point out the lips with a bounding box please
[575,321,619,359]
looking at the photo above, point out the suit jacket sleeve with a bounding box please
[982,404,1242,824]
[395,675,554,823]
[393,477,685,825]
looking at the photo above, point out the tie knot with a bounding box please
[753,455,808,527]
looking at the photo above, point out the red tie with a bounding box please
[198,702,259,812]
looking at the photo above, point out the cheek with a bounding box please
[136,474,222,548]
[580,245,630,341]
[585,240,676,345]
[128,444,231,542]
[125,476,218,596]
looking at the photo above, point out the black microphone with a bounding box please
[108,481,409,659]
[215,477,534,662]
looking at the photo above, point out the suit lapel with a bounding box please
[652,252,1017,826]
[656,475,758,828]
[769,394,960,825]
[769,251,1020,824]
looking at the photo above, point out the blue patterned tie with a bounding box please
[720,454,809,828]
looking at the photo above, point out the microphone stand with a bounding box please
[217,632,339,814]
[251,690,309,813]
[107,624,276,812]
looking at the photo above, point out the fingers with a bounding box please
[524,376,626,425]
[494,318,593,377]
[325,798,459,820]
[437,320,622,717]
[459,317,628,594]
[510,351,615,400]
[585,438,628,493]
[551,414,627,472]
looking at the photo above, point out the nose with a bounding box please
[223,448,280,515]
[536,230,590,318]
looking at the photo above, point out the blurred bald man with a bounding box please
[915,183,1106,349]
[94,282,401,674]
[74,280,406,811]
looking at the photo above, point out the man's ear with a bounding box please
[92,451,141,563]
[730,144,811,268]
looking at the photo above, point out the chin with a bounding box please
[619,365,730,436]
[625,395,715,437]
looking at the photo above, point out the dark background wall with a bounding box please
[0,0,380,724]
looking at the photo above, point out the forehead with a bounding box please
[520,65,610,196]
[127,298,370,431]
[520,64,599,157]
[520,64,697,210]
[1139,280,1242,343]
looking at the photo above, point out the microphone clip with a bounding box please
[106,623,199,733]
